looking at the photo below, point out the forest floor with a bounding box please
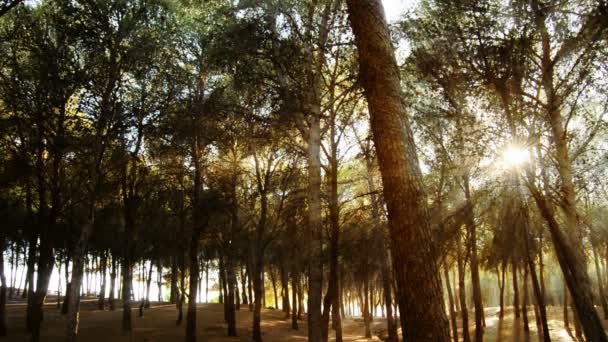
[3,296,608,341]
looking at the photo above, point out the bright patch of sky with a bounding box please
[382,0,418,23]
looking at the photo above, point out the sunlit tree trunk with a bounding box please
[457,234,471,342]
[444,264,458,342]
[346,1,450,340]
[530,4,608,340]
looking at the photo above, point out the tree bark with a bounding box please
[346,1,450,340]
[109,256,117,311]
[0,236,8,336]
[513,262,520,318]
[530,5,608,340]
[457,235,471,342]
[98,251,108,310]
[592,244,608,318]
[444,264,458,342]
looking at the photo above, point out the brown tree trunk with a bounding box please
[363,282,372,339]
[157,260,162,303]
[531,6,608,340]
[592,244,608,319]
[513,262,520,318]
[499,262,506,319]
[270,267,278,309]
[291,272,299,330]
[457,235,471,342]
[523,266,530,332]
[306,103,323,342]
[241,266,248,306]
[464,179,484,341]
[0,236,8,336]
[98,251,108,310]
[225,252,237,336]
[346,1,450,340]
[121,256,133,332]
[170,258,178,304]
[109,256,116,311]
[145,261,153,309]
[280,261,290,317]
[444,264,458,342]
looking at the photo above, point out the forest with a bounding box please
[0,0,607,341]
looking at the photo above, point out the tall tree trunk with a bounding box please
[457,235,471,342]
[185,229,201,342]
[463,179,484,342]
[513,262,520,318]
[225,252,237,336]
[170,257,178,304]
[523,267,530,332]
[109,256,117,311]
[444,264,458,342]
[0,236,8,336]
[157,260,162,303]
[531,6,608,340]
[270,268,278,309]
[280,261,290,317]
[176,256,185,326]
[145,261,153,309]
[241,266,248,306]
[499,262,506,319]
[363,280,372,339]
[98,251,108,310]
[306,102,323,342]
[346,1,450,340]
[592,244,608,319]
[291,272,299,330]
[121,255,133,332]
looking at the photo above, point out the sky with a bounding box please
[382,0,418,23]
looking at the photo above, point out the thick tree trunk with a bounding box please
[346,1,450,340]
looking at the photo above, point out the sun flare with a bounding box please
[502,146,530,168]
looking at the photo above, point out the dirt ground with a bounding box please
[4,297,608,341]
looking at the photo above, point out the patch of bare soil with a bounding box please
[3,298,607,341]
